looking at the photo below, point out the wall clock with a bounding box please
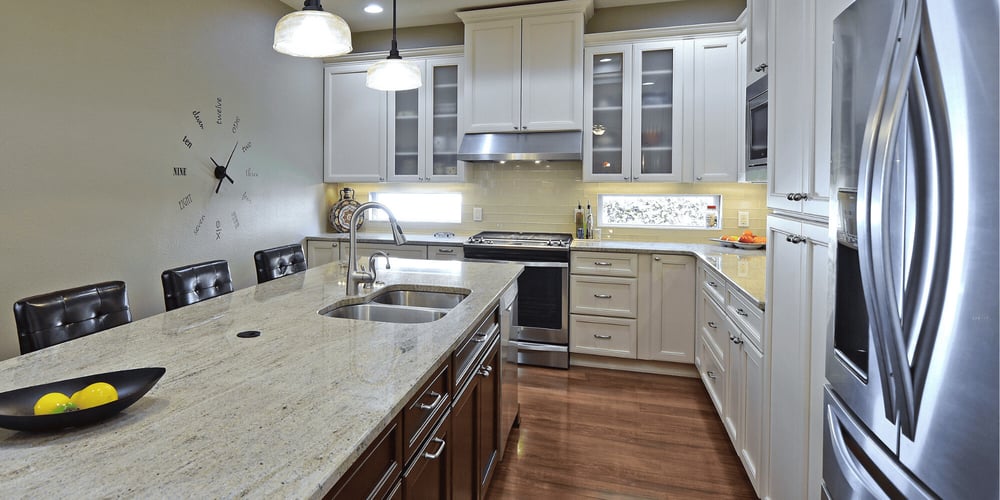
[174,96,257,241]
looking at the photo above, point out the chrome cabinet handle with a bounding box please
[731,336,744,345]
[478,365,493,377]
[472,333,488,343]
[696,176,703,181]
[786,235,805,244]
[417,391,443,410]
[737,308,749,317]
[654,256,661,261]
[632,176,639,181]
[594,261,612,266]
[708,321,717,329]
[594,334,612,339]
[437,248,455,253]
[422,438,446,460]
[706,371,717,380]
[707,281,718,288]
[754,63,768,72]
[594,293,612,299]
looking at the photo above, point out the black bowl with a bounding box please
[0,367,165,432]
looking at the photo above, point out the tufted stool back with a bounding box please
[13,281,132,355]
[160,260,234,311]
[253,243,307,284]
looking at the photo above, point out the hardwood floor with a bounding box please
[487,365,757,499]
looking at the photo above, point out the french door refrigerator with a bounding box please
[825,0,998,498]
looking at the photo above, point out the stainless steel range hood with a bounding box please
[456,131,583,162]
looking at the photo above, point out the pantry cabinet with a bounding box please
[458,1,587,133]
[323,62,387,183]
[583,34,739,183]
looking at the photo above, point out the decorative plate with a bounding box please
[733,242,766,250]
[0,367,165,432]
[708,238,737,248]
[330,187,364,233]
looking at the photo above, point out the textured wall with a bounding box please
[327,162,767,242]
[0,0,325,360]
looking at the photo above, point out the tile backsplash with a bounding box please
[325,162,768,243]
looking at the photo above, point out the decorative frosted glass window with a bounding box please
[599,194,721,229]
[368,192,462,223]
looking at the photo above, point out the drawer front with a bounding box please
[570,314,637,358]
[453,308,500,393]
[728,288,764,349]
[427,245,463,260]
[403,363,450,463]
[700,291,729,363]
[697,334,726,418]
[699,263,727,305]
[327,416,402,500]
[570,251,639,277]
[570,276,638,318]
[354,243,428,260]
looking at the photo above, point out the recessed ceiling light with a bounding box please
[364,4,383,14]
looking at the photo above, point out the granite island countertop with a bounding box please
[0,259,521,498]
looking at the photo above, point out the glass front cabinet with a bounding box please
[387,55,464,182]
[584,41,684,182]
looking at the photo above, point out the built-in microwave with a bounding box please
[745,76,768,183]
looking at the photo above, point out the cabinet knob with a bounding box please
[708,321,717,329]
[785,235,805,244]
[732,336,744,345]
[707,370,717,380]
[736,308,749,317]
[654,256,661,261]
[521,126,527,130]
[632,176,639,181]
[696,176,703,181]
[514,127,519,130]
[478,365,493,377]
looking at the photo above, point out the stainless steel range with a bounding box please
[464,231,572,369]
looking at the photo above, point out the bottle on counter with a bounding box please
[705,204,719,228]
[585,201,594,239]
[575,202,584,238]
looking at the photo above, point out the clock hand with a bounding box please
[216,176,224,194]
[224,141,238,168]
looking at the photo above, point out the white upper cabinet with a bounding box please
[387,56,464,182]
[458,0,588,133]
[748,0,769,82]
[584,34,738,183]
[689,35,739,183]
[324,62,387,183]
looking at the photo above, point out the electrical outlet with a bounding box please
[473,207,483,222]
[738,211,750,227]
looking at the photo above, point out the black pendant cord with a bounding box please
[388,0,401,59]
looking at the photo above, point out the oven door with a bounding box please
[463,258,568,344]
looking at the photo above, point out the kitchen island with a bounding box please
[0,259,521,498]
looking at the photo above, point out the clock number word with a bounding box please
[194,214,206,235]
[242,192,252,204]
[232,115,240,134]
[215,97,223,125]
[173,167,187,176]
[182,135,193,149]
[178,194,192,211]
[215,219,223,240]
[245,168,258,177]
[192,110,205,130]
[231,211,241,230]
[241,141,252,153]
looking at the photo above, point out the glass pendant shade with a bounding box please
[366,58,422,91]
[273,10,352,58]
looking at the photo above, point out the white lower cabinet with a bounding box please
[305,240,342,268]
[641,254,696,363]
[305,239,466,269]
[570,315,637,359]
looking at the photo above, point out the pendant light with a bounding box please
[273,0,353,58]
[366,0,422,91]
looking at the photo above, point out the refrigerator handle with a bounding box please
[854,0,910,424]
[868,0,924,438]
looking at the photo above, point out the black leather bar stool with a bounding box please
[253,243,307,284]
[160,260,234,311]
[13,281,132,355]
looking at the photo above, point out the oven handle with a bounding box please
[464,257,569,268]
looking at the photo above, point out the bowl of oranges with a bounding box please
[0,367,165,432]
[714,230,767,250]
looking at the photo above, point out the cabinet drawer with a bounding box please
[699,291,729,362]
[570,314,637,358]
[403,363,450,464]
[728,289,764,349]
[570,251,639,277]
[354,243,428,260]
[570,276,638,318]
[453,307,500,393]
[697,334,726,418]
[325,416,402,500]
[699,264,727,305]
[427,245,463,260]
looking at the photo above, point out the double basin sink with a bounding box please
[319,286,470,324]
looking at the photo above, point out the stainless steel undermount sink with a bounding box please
[319,286,470,324]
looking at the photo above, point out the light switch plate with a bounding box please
[738,211,750,227]
[473,207,483,221]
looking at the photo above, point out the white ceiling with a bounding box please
[278,0,683,31]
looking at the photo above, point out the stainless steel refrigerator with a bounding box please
[825,0,999,498]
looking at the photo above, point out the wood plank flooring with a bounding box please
[487,365,757,499]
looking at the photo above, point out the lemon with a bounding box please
[33,392,77,415]
[70,382,119,410]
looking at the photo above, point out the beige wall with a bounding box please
[326,163,767,241]
[0,0,325,360]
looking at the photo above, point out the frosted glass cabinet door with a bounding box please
[584,45,632,182]
[387,75,426,182]
[631,41,684,182]
[427,57,463,181]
